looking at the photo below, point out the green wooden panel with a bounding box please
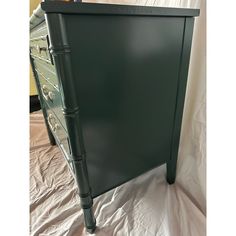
[65,15,185,197]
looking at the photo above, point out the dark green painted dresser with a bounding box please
[30,1,199,233]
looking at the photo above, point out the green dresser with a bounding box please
[30,1,199,233]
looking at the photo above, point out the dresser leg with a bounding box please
[166,160,177,184]
[72,160,96,233]
[46,124,56,146]
[83,207,96,234]
[44,114,56,146]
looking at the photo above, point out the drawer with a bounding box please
[30,21,47,39]
[38,74,66,130]
[30,34,53,64]
[34,59,58,89]
[46,108,73,169]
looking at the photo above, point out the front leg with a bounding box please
[45,116,56,146]
[72,159,96,234]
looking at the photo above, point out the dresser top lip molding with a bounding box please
[30,2,200,29]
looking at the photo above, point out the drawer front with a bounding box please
[30,22,53,64]
[46,108,72,165]
[34,59,59,89]
[38,74,66,130]
[30,21,47,39]
[30,35,53,64]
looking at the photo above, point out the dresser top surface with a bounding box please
[40,2,200,17]
[30,2,199,30]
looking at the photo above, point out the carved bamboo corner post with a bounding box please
[45,13,96,233]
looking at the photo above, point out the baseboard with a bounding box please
[30,95,41,113]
